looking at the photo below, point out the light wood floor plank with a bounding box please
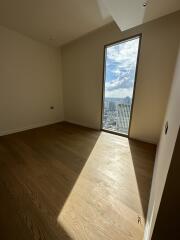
[0,122,156,240]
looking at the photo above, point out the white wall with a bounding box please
[1,12,180,145]
[61,12,180,144]
[0,26,64,135]
[144,43,180,239]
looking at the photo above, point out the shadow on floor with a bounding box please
[0,122,156,239]
[0,122,100,240]
[128,138,156,218]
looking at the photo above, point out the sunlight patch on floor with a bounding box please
[57,132,145,240]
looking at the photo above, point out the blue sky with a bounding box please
[105,37,140,98]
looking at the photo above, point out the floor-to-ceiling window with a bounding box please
[102,35,141,135]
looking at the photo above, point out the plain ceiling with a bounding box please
[0,0,112,46]
[0,0,180,47]
[102,0,180,31]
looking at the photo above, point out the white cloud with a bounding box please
[105,88,133,98]
[106,38,139,64]
[105,37,139,98]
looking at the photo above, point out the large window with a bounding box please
[102,35,141,135]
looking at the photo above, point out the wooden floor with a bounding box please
[0,122,156,240]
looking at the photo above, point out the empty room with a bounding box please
[0,1,180,240]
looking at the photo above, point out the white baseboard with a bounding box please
[130,136,157,145]
[65,120,100,130]
[144,221,151,240]
[0,119,63,136]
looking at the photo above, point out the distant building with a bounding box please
[109,101,116,111]
[104,100,109,109]
[123,96,132,105]
[117,104,131,134]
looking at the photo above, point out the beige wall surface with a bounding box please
[0,26,64,135]
[61,11,180,144]
[144,43,180,240]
